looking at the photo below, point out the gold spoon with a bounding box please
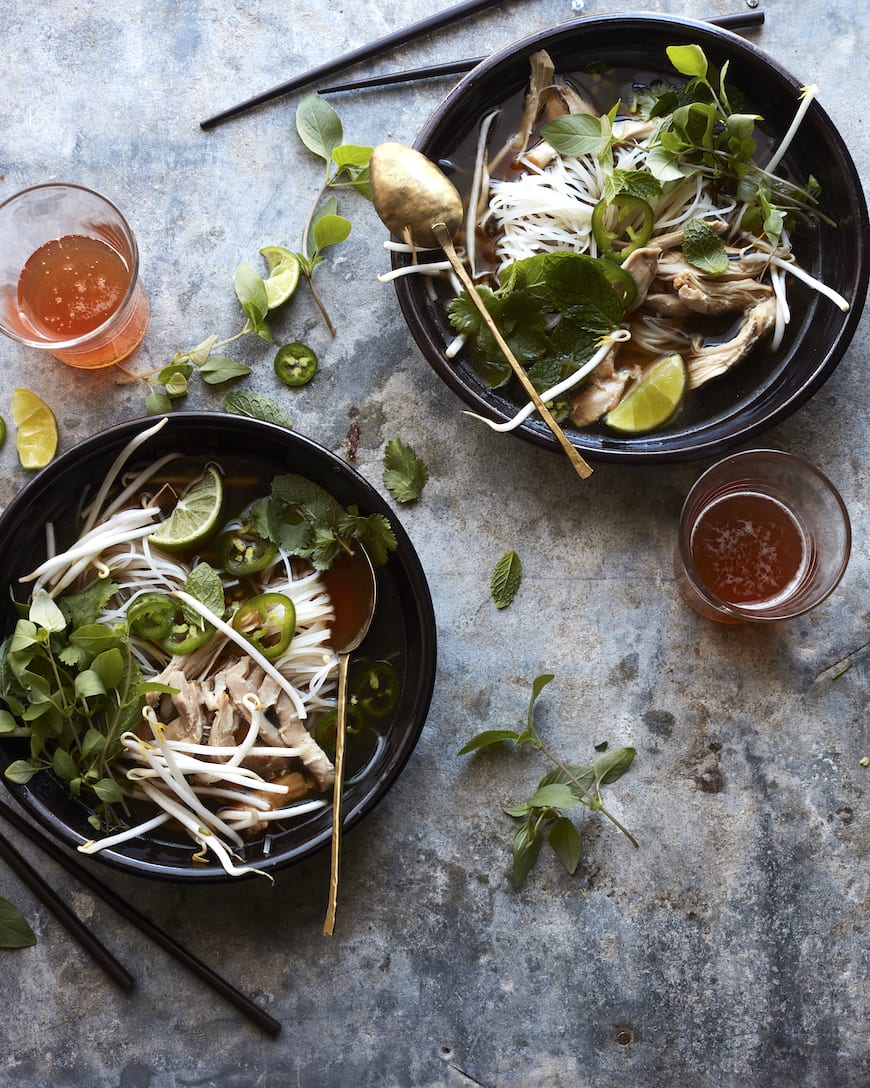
[370,142,592,480]
[321,545,377,936]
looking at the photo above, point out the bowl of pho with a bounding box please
[0,414,437,881]
[388,14,868,464]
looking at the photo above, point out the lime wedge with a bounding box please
[259,245,301,310]
[11,388,58,469]
[150,465,224,553]
[605,353,686,434]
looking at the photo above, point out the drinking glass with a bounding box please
[0,183,149,368]
[675,449,851,623]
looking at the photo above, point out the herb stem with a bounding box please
[539,741,639,848]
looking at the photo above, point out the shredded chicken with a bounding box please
[570,347,642,426]
[686,297,778,388]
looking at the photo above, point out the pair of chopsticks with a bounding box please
[200,5,765,128]
[0,798,281,1038]
[318,10,766,95]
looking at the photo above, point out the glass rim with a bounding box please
[0,181,142,351]
[677,447,852,621]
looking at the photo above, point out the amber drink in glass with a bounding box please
[0,183,149,368]
[675,449,851,623]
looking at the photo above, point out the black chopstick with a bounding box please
[0,799,281,1038]
[200,0,510,129]
[318,10,765,94]
[0,828,135,992]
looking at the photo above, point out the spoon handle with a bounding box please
[431,224,593,480]
[323,651,351,936]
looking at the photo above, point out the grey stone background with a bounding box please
[0,1,866,1086]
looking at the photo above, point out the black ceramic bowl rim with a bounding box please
[0,413,437,882]
[394,13,870,464]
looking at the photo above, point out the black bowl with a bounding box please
[0,414,437,881]
[394,14,869,463]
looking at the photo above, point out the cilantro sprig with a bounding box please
[249,473,396,569]
[460,674,637,887]
[382,438,428,504]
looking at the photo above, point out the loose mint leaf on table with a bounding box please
[490,550,522,610]
[383,438,428,504]
[0,897,36,949]
[222,391,293,429]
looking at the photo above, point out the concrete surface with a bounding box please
[0,1,867,1086]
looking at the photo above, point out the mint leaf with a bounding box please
[490,550,522,610]
[683,219,729,274]
[458,729,519,755]
[222,391,293,429]
[383,438,428,504]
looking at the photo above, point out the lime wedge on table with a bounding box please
[11,388,58,469]
[605,353,686,434]
[259,245,301,310]
[149,465,224,553]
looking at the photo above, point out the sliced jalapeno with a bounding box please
[218,526,278,576]
[161,613,215,655]
[127,592,174,641]
[274,341,318,387]
[350,661,400,718]
[232,592,296,660]
[310,705,366,756]
[591,195,654,264]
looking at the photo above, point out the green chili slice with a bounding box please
[218,527,278,576]
[232,592,296,660]
[350,660,400,718]
[591,195,655,264]
[127,592,174,641]
[274,342,318,387]
[160,613,215,655]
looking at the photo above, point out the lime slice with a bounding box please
[149,465,224,553]
[259,245,301,310]
[605,353,686,434]
[11,388,58,469]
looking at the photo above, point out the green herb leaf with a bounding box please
[0,897,37,949]
[234,260,270,331]
[592,746,636,787]
[222,391,293,429]
[312,213,351,254]
[682,219,730,274]
[4,759,38,784]
[296,94,343,162]
[541,113,612,158]
[667,44,709,80]
[527,782,582,810]
[458,729,520,755]
[490,550,522,610]
[184,563,224,618]
[199,355,252,385]
[548,817,583,874]
[512,816,545,888]
[29,590,66,634]
[383,438,428,503]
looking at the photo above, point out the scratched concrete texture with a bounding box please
[0,1,867,1086]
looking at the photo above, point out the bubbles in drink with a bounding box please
[17,234,129,340]
[689,491,807,607]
